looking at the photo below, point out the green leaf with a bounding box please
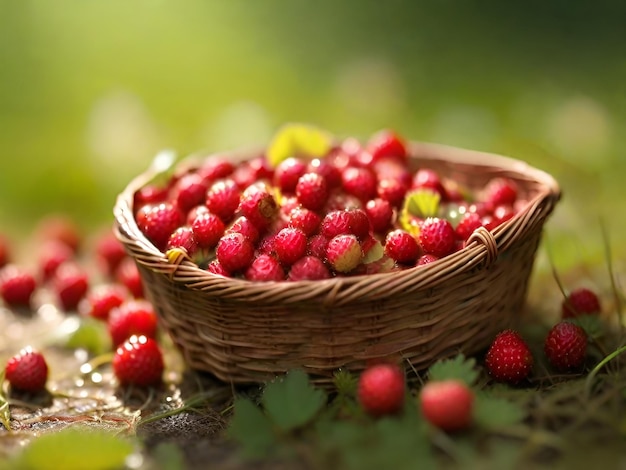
[427,354,479,386]
[333,369,358,397]
[568,314,605,340]
[65,317,111,355]
[227,397,276,459]
[266,123,333,168]
[12,427,133,470]
[362,239,384,264]
[404,189,441,219]
[152,442,186,470]
[262,369,326,432]
[473,394,526,430]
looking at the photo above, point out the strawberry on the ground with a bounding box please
[5,347,48,392]
[419,217,456,258]
[113,335,164,387]
[561,287,601,318]
[38,240,75,282]
[0,265,37,308]
[357,363,405,417]
[52,262,89,311]
[544,321,587,371]
[384,229,420,265]
[420,379,474,432]
[288,255,331,281]
[485,329,533,384]
[115,257,144,298]
[95,231,127,277]
[108,299,158,347]
[326,234,362,273]
[36,215,81,253]
[79,284,128,321]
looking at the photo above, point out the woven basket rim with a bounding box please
[113,140,561,306]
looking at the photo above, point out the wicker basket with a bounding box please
[113,141,560,385]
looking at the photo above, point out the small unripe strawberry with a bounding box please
[357,363,405,417]
[420,380,474,432]
[326,234,362,273]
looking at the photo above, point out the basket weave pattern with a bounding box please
[114,141,560,384]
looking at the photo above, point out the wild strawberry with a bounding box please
[412,169,448,201]
[296,173,329,211]
[36,215,81,253]
[38,240,75,282]
[232,157,273,189]
[206,179,241,223]
[191,212,226,250]
[136,203,184,251]
[544,321,587,371]
[326,234,362,273]
[307,234,329,259]
[365,198,393,233]
[420,380,474,432]
[53,262,89,311]
[166,226,198,257]
[561,287,601,318]
[357,363,405,417]
[274,157,307,193]
[384,229,420,265]
[419,217,456,258]
[186,204,210,226]
[216,232,255,273]
[366,129,407,163]
[108,299,158,347]
[5,347,48,393]
[207,259,229,276]
[493,205,515,225]
[417,254,439,266]
[321,210,354,239]
[257,234,276,255]
[0,265,37,308]
[239,183,278,231]
[306,158,341,188]
[288,256,331,281]
[372,157,412,187]
[79,284,127,321]
[273,227,308,266]
[341,166,377,202]
[95,231,127,276]
[455,212,483,241]
[348,208,371,240]
[288,207,321,236]
[245,254,286,282]
[484,177,518,208]
[197,157,235,183]
[0,234,10,268]
[324,192,362,212]
[377,178,408,208]
[225,215,260,245]
[485,330,533,384]
[115,257,144,298]
[134,184,168,207]
[172,172,208,213]
[113,335,164,387]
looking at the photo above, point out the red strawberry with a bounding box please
[171,172,208,213]
[245,254,286,282]
[5,347,48,392]
[206,179,241,223]
[38,240,75,282]
[296,173,329,212]
[79,284,127,321]
[115,257,144,298]
[108,299,158,347]
[273,227,308,266]
[561,287,601,318]
[485,329,533,384]
[166,226,198,257]
[484,177,518,208]
[288,207,321,237]
[113,335,164,387]
[357,363,405,417]
[384,229,420,265]
[0,265,37,308]
[239,183,278,231]
[226,216,260,245]
[95,231,127,276]
[306,158,342,189]
[134,184,168,207]
[455,212,483,241]
[197,157,235,183]
[36,215,81,253]
[326,234,362,273]
[412,169,447,201]
[377,178,408,208]
[53,262,89,311]
[216,232,255,273]
[136,202,184,251]
[366,129,407,163]
[287,256,331,281]
[418,217,456,258]
[341,166,377,202]
[365,198,393,234]
[544,321,587,371]
[274,157,308,193]
[420,380,474,432]
[190,212,225,250]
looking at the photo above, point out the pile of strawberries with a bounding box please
[133,128,525,281]
[0,220,165,393]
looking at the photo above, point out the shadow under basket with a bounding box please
[113,141,561,385]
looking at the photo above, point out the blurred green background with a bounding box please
[1,0,624,268]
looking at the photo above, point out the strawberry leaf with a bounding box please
[11,427,133,470]
[267,123,332,168]
[227,397,276,459]
[404,189,441,219]
[568,314,605,340]
[65,317,111,355]
[427,354,479,386]
[362,239,384,264]
[262,369,326,432]
[151,443,186,470]
[473,394,526,430]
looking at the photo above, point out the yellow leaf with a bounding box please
[267,123,333,168]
